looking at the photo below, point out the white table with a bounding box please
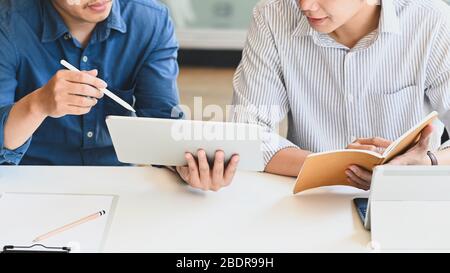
[0,166,370,252]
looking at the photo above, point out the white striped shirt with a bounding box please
[231,0,450,166]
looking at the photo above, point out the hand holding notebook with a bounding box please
[293,111,438,194]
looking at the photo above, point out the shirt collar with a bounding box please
[105,0,127,34]
[378,0,401,35]
[41,0,69,42]
[291,0,314,37]
[41,0,127,43]
[292,0,401,37]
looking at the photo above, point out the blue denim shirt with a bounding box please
[0,0,182,165]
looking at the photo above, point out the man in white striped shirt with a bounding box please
[232,0,450,190]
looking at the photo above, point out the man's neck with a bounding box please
[51,2,97,48]
[329,3,381,49]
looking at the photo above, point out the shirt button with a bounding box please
[64,34,72,40]
[87,131,94,138]
[82,56,88,63]
[348,94,354,103]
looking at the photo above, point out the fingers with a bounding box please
[52,92,97,116]
[354,137,392,148]
[347,143,380,153]
[385,125,435,166]
[347,137,393,154]
[67,96,98,109]
[224,155,240,185]
[347,178,370,191]
[84,69,98,77]
[197,150,211,190]
[62,70,107,90]
[65,81,104,99]
[53,91,97,113]
[176,166,190,182]
[185,153,201,188]
[346,174,370,191]
[349,165,372,181]
[177,150,238,192]
[211,151,225,191]
[41,70,107,117]
[346,165,372,191]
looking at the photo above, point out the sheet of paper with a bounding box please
[0,193,116,253]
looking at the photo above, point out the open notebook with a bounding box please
[0,193,118,253]
[293,111,438,194]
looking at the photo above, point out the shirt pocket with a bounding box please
[103,86,136,117]
[371,84,418,95]
[361,85,425,138]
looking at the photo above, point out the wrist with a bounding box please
[420,154,432,166]
[27,89,48,119]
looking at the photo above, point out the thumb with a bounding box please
[417,124,433,149]
[176,166,189,181]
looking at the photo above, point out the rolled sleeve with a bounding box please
[261,131,298,166]
[0,25,31,164]
[440,141,450,150]
[0,105,32,165]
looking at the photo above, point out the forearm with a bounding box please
[4,89,46,150]
[265,147,312,177]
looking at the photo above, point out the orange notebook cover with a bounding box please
[293,111,438,194]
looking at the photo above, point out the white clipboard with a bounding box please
[0,192,118,253]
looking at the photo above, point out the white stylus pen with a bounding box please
[60,60,136,113]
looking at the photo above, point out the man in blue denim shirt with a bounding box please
[0,0,239,191]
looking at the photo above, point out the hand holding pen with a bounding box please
[60,60,135,113]
[32,66,107,118]
[31,60,135,119]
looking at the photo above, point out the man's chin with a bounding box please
[310,25,336,34]
[82,13,110,23]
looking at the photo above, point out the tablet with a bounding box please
[106,116,265,171]
[353,198,368,226]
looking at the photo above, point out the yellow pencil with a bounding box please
[33,210,106,243]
